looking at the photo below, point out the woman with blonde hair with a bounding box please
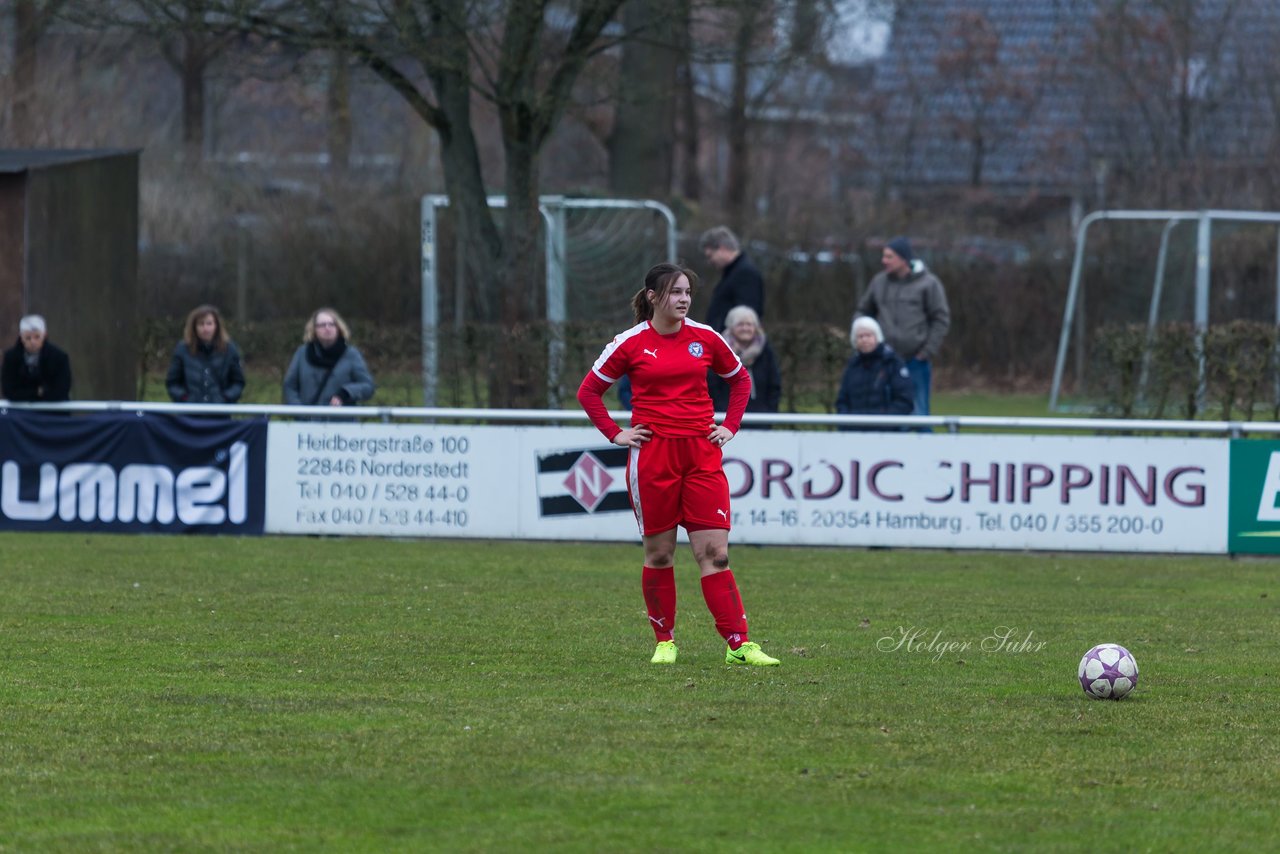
[707,304,781,422]
[166,305,245,403]
[283,307,375,406]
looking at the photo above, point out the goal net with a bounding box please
[420,196,676,406]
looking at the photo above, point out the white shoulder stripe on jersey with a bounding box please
[688,318,745,378]
[591,321,650,379]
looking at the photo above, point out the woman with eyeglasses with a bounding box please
[283,308,376,407]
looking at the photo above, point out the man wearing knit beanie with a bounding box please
[886,236,913,265]
[853,237,950,420]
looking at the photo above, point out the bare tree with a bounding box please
[675,0,702,200]
[689,0,858,228]
[326,46,351,171]
[1083,0,1251,205]
[930,9,1055,188]
[8,0,67,145]
[225,0,627,406]
[721,0,762,229]
[59,0,242,159]
[152,1,239,159]
[607,0,682,197]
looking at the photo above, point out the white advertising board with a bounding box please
[720,431,1226,552]
[267,423,504,538]
[265,423,1229,553]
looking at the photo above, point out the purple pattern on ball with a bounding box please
[1078,643,1139,700]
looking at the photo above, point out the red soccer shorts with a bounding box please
[626,434,731,536]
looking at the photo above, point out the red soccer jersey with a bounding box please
[590,320,744,437]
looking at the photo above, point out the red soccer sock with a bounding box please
[642,566,676,642]
[700,569,749,649]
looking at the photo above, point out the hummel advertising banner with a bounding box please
[0,411,267,534]
[263,422,1233,553]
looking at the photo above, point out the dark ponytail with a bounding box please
[632,262,698,323]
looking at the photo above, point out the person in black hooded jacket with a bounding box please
[166,305,246,404]
[835,315,914,429]
[2,314,72,402]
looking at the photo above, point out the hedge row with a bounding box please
[139,317,1280,419]
[1090,321,1279,420]
[137,318,856,410]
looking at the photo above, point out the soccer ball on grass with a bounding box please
[1078,643,1139,700]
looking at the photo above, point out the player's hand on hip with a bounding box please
[613,425,652,448]
[707,424,735,446]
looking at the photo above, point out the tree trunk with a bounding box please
[327,49,352,172]
[12,0,40,145]
[180,33,206,162]
[353,1,506,365]
[319,0,622,406]
[970,131,985,187]
[432,74,504,325]
[503,158,545,408]
[677,31,701,201]
[607,0,678,197]
[725,6,759,231]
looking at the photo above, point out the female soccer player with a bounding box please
[577,262,780,667]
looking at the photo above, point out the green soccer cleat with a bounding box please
[725,641,780,666]
[650,640,678,665]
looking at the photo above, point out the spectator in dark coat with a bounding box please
[708,305,781,426]
[283,307,376,406]
[1,314,72,402]
[700,225,765,337]
[835,316,914,430]
[166,305,246,404]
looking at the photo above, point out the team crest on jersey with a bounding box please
[687,342,704,358]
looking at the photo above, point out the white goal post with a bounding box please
[1050,209,1280,412]
[420,195,677,407]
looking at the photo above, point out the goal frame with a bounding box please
[420,195,677,407]
[1050,208,1280,412]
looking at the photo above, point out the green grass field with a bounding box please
[1,533,1275,851]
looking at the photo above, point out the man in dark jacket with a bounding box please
[700,225,765,335]
[855,236,950,416]
[1,315,72,402]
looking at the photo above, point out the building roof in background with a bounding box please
[0,149,140,174]
[694,60,873,126]
[868,0,1280,192]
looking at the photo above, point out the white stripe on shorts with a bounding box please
[629,444,643,535]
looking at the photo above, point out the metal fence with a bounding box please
[6,401,1280,437]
